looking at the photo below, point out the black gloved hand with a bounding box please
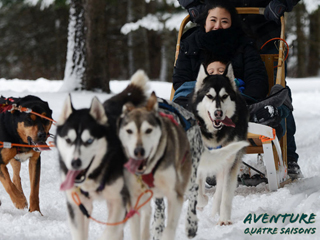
[188,4,206,23]
[264,0,287,24]
[250,105,281,128]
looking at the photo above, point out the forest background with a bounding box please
[0,0,319,93]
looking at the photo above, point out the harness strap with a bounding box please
[159,112,179,126]
[9,105,57,124]
[0,98,56,125]
[141,149,189,188]
[141,147,167,188]
[158,101,192,131]
[0,104,13,113]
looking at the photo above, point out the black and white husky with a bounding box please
[192,63,249,225]
[55,70,148,240]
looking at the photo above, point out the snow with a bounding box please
[303,0,320,13]
[24,0,55,9]
[0,76,320,239]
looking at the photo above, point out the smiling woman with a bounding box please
[172,0,269,110]
[205,7,232,32]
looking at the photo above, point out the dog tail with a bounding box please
[119,69,149,106]
[129,69,149,95]
[103,69,149,116]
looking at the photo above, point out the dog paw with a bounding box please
[29,207,42,215]
[14,200,28,210]
[186,216,198,238]
[217,220,232,226]
[187,226,198,238]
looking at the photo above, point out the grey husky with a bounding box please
[55,70,148,240]
[118,92,192,240]
[191,63,249,225]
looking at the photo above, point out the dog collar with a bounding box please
[140,150,189,189]
[141,154,164,188]
[206,145,222,150]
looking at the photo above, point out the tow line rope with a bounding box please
[71,188,153,226]
[0,140,55,149]
[241,160,266,178]
[7,104,57,125]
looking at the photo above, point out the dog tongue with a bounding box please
[124,158,144,174]
[60,170,81,191]
[222,117,235,128]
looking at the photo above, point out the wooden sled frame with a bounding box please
[170,8,290,191]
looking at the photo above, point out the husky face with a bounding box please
[193,64,237,132]
[119,93,162,175]
[56,96,108,190]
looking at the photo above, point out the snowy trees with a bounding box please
[0,0,319,87]
[0,0,68,79]
[61,0,85,91]
[286,1,320,77]
[61,0,109,92]
[126,0,150,76]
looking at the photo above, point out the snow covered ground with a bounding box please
[0,76,320,240]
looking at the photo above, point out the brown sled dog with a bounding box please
[0,95,52,213]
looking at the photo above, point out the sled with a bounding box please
[170,8,291,191]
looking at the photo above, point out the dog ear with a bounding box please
[195,64,207,93]
[146,92,158,112]
[58,94,74,125]
[118,103,135,129]
[89,97,108,125]
[224,62,237,91]
[122,103,135,115]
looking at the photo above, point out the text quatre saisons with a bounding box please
[243,213,316,235]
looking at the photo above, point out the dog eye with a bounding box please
[42,118,50,125]
[86,138,94,145]
[145,128,152,134]
[222,94,229,99]
[65,138,72,144]
[25,116,34,124]
[126,129,133,134]
[206,94,213,100]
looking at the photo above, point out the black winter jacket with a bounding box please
[229,0,300,49]
[172,26,269,109]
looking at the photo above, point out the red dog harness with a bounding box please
[141,150,189,188]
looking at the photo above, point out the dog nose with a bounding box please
[37,132,47,141]
[71,158,82,169]
[134,146,145,158]
[214,110,223,119]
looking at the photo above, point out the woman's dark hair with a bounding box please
[197,0,244,34]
